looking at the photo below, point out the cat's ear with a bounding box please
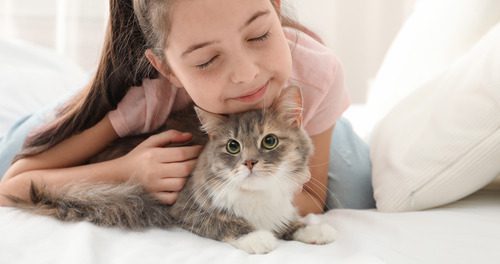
[272,85,304,128]
[194,106,227,136]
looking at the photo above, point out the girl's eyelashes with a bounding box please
[248,31,271,42]
[195,55,219,70]
[194,31,271,70]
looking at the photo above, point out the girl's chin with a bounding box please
[239,89,282,111]
[230,100,274,113]
[216,84,283,113]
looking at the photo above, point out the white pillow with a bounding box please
[366,0,500,128]
[370,22,500,212]
[0,38,87,138]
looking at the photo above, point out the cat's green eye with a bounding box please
[226,139,241,154]
[261,134,279,150]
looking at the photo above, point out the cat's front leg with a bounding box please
[208,215,278,254]
[178,207,277,254]
[292,223,337,245]
[225,230,278,254]
[277,219,337,245]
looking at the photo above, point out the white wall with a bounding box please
[0,0,415,103]
[287,0,415,102]
[0,0,108,71]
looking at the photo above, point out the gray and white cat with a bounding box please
[11,86,336,254]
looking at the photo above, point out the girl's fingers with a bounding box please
[139,130,192,148]
[153,177,187,193]
[153,145,204,163]
[159,159,198,178]
[154,192,179,205]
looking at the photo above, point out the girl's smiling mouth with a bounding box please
[233,80,270,103]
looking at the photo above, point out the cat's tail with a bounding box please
[7,181,174,229]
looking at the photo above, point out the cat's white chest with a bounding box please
[215,188,298,232]
[208,161,307,233]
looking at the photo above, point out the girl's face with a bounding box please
[164,0,292,114]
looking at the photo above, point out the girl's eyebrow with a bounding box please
[182,40,220,57]
[182,10,271,57]
[239,10,270,31]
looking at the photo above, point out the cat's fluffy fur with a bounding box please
[10,86,336,254]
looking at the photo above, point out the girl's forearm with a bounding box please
[2,115,118,182]
[0,158,127,206]
[294,126,332,216]
[294,188,326,216]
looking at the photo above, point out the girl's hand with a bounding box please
[118,130,203,205]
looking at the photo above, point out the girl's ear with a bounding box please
[145,49,183,87]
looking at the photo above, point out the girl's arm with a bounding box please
[294,125,333,216]
[2,114,119,182]
[0,115,202,206]
[0,115,121,205]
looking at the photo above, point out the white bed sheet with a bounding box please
[0,190,499,264]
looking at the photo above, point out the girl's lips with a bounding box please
[234,81,269,103]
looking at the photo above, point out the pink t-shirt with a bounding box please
[284,28,350,135]
[109,27,350,137]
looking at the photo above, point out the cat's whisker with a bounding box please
[283,174,327,211]
[182,189,217,231]
[180,178,232,233]
[301,188,327,212]
[302,176,344,211]
[180,180,209,214]
[196,180,240,234]
[183,177,227,228]
[191,175,233,229]
[281,172,334,212]
[303,186,330,211]
[206,172,235,204]
[304,175,330,190]
[307,161,331,168]
[181,176,221,213]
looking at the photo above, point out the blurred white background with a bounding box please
[0,0,416,103]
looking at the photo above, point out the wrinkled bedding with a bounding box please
[0,190,499,264]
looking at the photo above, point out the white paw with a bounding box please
[229,230,278,254]
[293,223,337,245]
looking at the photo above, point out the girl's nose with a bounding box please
[230,52,259,84]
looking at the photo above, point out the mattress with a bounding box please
[0,190,498,264]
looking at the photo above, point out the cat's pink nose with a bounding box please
[244,159,259,170]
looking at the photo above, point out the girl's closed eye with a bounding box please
[195,31,272,70]
[196,55,219,70]
[249,31,271,42]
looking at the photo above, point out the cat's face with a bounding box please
[195,86,312,193]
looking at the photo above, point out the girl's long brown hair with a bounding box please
[15,0,322,161]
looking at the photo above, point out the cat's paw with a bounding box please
[292,223,337,245]
[228,230,278,254]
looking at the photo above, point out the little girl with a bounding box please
[0,0,374,214]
